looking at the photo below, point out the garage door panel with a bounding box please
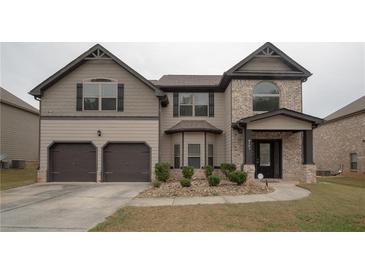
[49,143,96,182]
[103,143,150,182]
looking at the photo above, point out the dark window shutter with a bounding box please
[173,92,179,117]
[209,92,214,117]
[76,83,83,111]
[117,84,124,112]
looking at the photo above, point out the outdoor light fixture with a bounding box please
[97,130,102,137]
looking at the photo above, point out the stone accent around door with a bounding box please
[303,164,317,183]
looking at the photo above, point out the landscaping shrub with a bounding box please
[154,162,170,182]
[208,175,220,187]
[220,163,237,176]
[152,180,161,188]
[180,178,191,187]
[204,165,214,178]
[182,166,194,179]
[228,171,247,185]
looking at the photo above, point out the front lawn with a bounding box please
[91,178,365,232]
[317,176,365,188]
[0,167,37,190]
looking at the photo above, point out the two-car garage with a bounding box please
[48,142,151,182]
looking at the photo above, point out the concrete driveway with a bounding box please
[0,182,149,232]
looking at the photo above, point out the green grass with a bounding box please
[0,167,37,190]
[318,176,365,188]
[90,177,365,232]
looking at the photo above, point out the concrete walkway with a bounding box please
[128,182,310,207]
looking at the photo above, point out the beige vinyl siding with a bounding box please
[39,119,158,182]
[0,103,39,161]
[247,115,312,130]
[160,92,226,166]
[238,57,292,72]
[224,82,232,163]
[41,59,159,117]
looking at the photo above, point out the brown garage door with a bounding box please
[103,143,150,182]
[49,143,97,182]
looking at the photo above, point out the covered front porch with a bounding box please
[234,109,322,183]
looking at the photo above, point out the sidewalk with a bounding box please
[127,183,310,207]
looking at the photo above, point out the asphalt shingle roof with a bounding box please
[154,75,222,87]
[325,95,365,121]
[0,87,39,114]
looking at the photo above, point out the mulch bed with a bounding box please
[137,179,274,198]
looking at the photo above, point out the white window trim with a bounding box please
[188,144,201,168]
[179,93,209,117]
[82,80,118,112]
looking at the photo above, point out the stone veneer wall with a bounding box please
[230,79,316,182]
[252,131,303,181]
[231,79,302,167]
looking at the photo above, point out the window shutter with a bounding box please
[76,83,83,111]
[209,92,214,117]
[117,84,124,112]
[173,92,179,117]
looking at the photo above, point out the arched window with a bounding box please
[253,82,280,112]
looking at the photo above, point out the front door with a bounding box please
[254,140,281,179]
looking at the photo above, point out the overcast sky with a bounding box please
[1,42,364,118]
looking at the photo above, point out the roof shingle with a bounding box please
[0,87,39,114]
[165,120,223,134]
[155,75,222,87]
[325,95,365,121]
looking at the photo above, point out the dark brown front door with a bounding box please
[103,143,150,182]
[254,140,281,179]
[49,143,97,182]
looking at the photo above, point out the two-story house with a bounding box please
[29,42,322,183]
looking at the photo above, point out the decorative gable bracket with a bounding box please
[85,48,111,60]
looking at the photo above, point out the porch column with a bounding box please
[303,130,314,164]
[244,128,254,164]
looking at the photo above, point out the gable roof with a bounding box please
[1,87,39,115]
[154,75,222,88]
[225,42,312,80]
[29,44,165,99]
[325,95,365,122]
[154,43,312,92]
[236,108,323,127]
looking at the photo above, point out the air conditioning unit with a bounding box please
[11,160,26,169]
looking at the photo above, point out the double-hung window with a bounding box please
[174,144,181,169]
[208,144,214,167]
[350,153,358,170]
[188,144,201,169]
[83,81,118,111]
[179,93,208,117]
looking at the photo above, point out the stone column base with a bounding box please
[37,169,47,183]
[243,164,256,181]
[303,164,317,183]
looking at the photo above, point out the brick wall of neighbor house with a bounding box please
[160,92,226,167]
[0,103,39,162]
[314,112,365,174]
[38,119,159,182]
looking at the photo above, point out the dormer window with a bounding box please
[253,82,280,112]
[83,80,118,111]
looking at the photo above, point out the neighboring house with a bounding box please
[0,87,39,166]
[314,96,365,175]
[29,42,322,183]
